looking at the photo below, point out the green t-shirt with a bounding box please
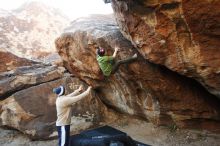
[97,55,114,76]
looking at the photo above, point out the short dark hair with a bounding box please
[97,47,105,56]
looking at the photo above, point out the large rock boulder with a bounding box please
[0,64,65,99]
[111,0,220,98]
[0,76,116,140]
[55,15,220,132]
[0,49,37,72]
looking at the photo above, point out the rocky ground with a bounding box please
[0,116,219,146]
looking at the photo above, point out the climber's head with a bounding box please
[97,47,105,56]
[53,85,65,96]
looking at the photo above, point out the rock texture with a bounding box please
[0,49,37,72]
[0,1,69,60]
[55,15,220,133]
[0,64,65,100]
[111,0,220,98]
[0,75,115,140]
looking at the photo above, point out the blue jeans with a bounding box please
[57,125,70,146]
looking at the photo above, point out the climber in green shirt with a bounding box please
[96,46,137,77]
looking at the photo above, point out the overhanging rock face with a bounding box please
[111,0,220,98]
[55,15,220,133]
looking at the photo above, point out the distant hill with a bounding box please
[0,1,69,60]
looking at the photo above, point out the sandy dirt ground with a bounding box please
[0,117,220,146]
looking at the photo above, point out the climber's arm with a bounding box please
[112,47,119,58]
[58,86,92,107]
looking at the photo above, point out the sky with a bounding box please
[0,0,113,19]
